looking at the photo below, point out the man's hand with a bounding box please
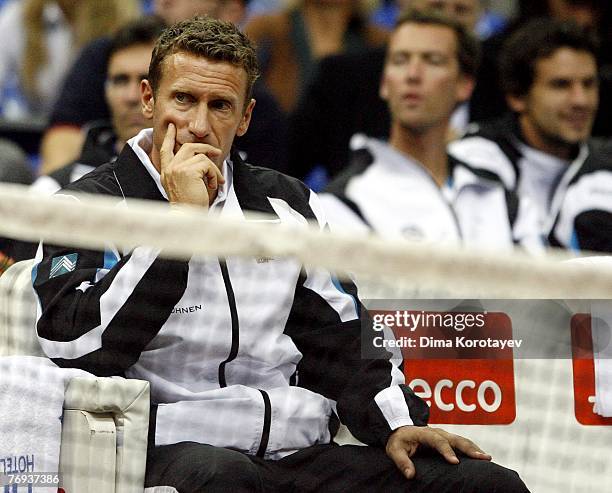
[159,123,225,208]
[386,426,491,480]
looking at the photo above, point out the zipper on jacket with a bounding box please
[396,147,464,240]
[545,144,588,236]
[218,260,239,387]
[429,170,463,241]
[256,390,272,458]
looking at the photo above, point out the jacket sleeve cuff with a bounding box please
[374,385,415,427]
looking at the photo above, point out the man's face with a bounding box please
[380,23,473,134]
[141,51,254,170]
[105,43,153,144]
[412,0,481,32]
[154,0,220,24]
[508,48,598,156]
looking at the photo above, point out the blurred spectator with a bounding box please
[288,0,482,183]
[244,0,388,114]
[0,138,32,184]
[0,237,15,276]
[31,16,166,194]
[519,0,600,29]
[217,0,250,26]
[469,0,609,132]
[40,0,288,175]
[0,0,139,120]
[38,0,219,174]
[246,0,283,18]
[372,0,482,34]
[153,0,220,23]
[0,137,33,274]
[0,16,166,266]
[448,20,608,252]
[320,10,535,250]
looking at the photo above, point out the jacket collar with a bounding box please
[113,145,166,202]
[79,121,117,168]
[229,148,278,216]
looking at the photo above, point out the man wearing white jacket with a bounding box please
[321,10,540,251]
[448,19,605,252]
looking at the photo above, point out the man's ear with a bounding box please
[456,74,476,105]
[141,79,155,119]
[506,93,527,114]
[379,74,389,102]
[236,98,256,137]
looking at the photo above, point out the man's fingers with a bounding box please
[413,428,459,464]
[387,443,417,479]
[160,123,176,168]
[387,426,491,483]
[171,153,225,191]
[441,430,492,461]
[427,433,460,465]
[158,131,226,207]
[175,142,223,160]
[204,162,225,190]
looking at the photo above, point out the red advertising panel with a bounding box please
[571,314,612,426]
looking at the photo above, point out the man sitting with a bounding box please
[448,19,608,252]
[32,16,530,492]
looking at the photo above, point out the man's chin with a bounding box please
[560,130,590,146]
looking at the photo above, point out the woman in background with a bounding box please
[0,0,139,119]
[245,0,387,113]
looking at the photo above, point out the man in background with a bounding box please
[321,10,537,250]
[288,0,483,184]
[448,19,608,252]
[0,16,167,266]
[31,16,165,193]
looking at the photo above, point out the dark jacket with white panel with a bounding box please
[547,139,612,253]
[321,134,541,251]
[448,115,612,253]
[32,134,429,460]
[31,121,117,195]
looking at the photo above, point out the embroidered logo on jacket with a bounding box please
[50,253,78,278]
[171,304,203,315]
[256,257,275,264]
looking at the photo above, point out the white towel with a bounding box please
[591,301,612,417]
[0,356,92,491]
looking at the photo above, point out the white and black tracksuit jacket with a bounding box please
[547,139,612,253]
[320,134,538,250]
[32,130,429,460]
[449,115,612,253]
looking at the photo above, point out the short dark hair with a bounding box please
[148,16,260,105]
[499,19,599,97]
[392,9,481,78]
[109,15,167,59]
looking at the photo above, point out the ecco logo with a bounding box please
[409,378,503,413]
[404,359,516,424]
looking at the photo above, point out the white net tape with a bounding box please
[1,183,611,299]
[1,183,612,493]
